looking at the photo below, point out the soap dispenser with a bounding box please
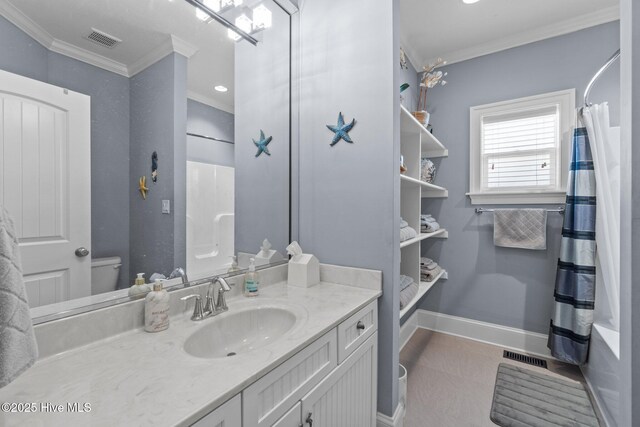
[129,273,151,298]
[144,279,170,332]
[227,255,239,274]
[244,258,260,297]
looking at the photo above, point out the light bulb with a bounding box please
[196,8,209,20]
[462,0,480,3]
[214,85,228,92]
[253,4,272,29]
[204,0,220,11]
[235,13,253,34]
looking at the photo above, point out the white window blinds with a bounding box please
[481,105,559,190]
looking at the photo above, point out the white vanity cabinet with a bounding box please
[246,301,378,427]
[191,394,241,427]
[298,332,377,427]
[192,300,378,427]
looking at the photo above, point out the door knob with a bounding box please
[75,247,90,257]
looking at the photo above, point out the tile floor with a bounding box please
[399,328,587,427]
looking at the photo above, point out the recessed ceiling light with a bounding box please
[214,85,228,92]
[463,0,480,3]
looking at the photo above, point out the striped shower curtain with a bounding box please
[548,126,596,365]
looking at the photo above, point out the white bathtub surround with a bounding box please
[0,263,381,426]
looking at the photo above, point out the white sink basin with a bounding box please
[183,306,297,359]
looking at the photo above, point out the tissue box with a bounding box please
[288,254,320,288]
[255,249,284,267]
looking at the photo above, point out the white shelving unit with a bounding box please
[399,269,448,319]
[399,105,448,319]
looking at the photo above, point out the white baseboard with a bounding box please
[399,311,418,350]
[402,309,552,358]
[377,402,404,427]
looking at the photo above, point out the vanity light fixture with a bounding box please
[214,85,228,92]
[184,0,259,45]
[462,0,480,3]
[252,4,272,29]
[226,4,273,40]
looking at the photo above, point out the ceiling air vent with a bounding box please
[86,28,122,49]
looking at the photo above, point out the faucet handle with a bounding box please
[180,294,205,321]
[203,282,216,316]
[215,288,228,312]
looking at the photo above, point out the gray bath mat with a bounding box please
[490,363,599,427]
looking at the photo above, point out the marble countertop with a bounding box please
[0,281,381,427]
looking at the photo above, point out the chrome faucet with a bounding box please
[169,267,189,285]
[183,276,232,321]
[213,277,231,312]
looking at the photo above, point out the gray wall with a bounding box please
[414,21,620,335]
[129,53,187,279]
[296,0,400,416]
[186,99,234,167]
[399,53,420,112]
[235,0,290,256]
[0,16,131,290]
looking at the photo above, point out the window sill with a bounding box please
[466,191,566,205]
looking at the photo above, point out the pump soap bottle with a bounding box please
[145,279,170,332]
[244,258,260,297]
[129,273,151,298]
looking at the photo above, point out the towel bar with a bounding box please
[475,207,565,214]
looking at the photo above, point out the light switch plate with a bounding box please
[162,200,170,214]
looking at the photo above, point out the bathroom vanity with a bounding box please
[0,263,381,427]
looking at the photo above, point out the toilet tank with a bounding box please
[91,256,122,295]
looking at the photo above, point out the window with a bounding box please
[468,89,575,204]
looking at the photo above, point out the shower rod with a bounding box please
[475,207,565,214]
[584,49,620,107]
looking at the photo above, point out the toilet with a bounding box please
[91,256,122,295]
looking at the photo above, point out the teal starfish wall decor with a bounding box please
[326,112,356,146]
[253,130,272,157]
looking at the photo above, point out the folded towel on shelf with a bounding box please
[421,214,441,232]
[400,282,419,310]
[421,265,443,282]
[420,261,439,272]
[0,207,38,388]
[400,226,418,242]
[399,275,414,291]
[421,222,441,232]
[493,209,547,250]
[400,218,409,229]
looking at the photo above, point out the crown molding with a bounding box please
[0,0,54,47]
[49,39,129,77]
[129,35,199,77]
[187,90,234,114]
[1,1,199,78]
[415,6,620,68]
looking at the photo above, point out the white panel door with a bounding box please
[0,70,91,307]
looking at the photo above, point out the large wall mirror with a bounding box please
[0,0,295,322]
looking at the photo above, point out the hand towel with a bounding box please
[400,218,409,229]
[493,209,547,250]
[0,207,38,388]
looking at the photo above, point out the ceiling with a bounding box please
[1,0,237,112]
[400,0,619,70]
